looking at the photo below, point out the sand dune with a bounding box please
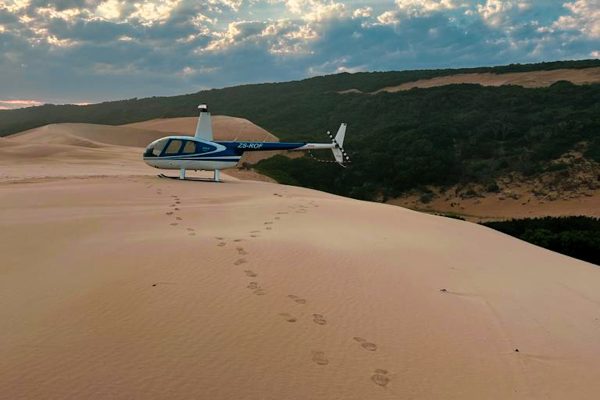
[1,117,284,181]
[339,67,600,94]
[9,123,167,148]
[124,116,278,142]
[1,130,599,399]
[391,190,600,222]
[377,67,600,92]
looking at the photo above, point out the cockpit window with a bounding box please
[164,140,183,155]
[144,139,167,157]
[152,139,167,156]
[182,141,196,154]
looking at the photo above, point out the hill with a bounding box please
[1,59,599,213]
[0,117,281,181]
[1,139,600,399]
[374,67,600,92]
[1,59,599,138]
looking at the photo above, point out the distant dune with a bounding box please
[391,189,600,222]
[124,116,277,142]
[1,114,600,399]
[0,117,284,181]
[340,67,600,94]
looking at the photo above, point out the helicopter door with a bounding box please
[163,139,183,155]
[181,140,197,154]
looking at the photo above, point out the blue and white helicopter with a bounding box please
[143,104,350,181]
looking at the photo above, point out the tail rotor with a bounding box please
[307,123,351,167]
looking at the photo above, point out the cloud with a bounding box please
[0,99,44,110]
[352,7,372,19]
[285,0,346,21]
[1,0,598,107]
[553,0,600,38]
[396,0,461,16]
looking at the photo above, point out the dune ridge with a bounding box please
[0,117,283,181]
[1,172,599,399]
[339,67,600,94]
[1,120,599,399]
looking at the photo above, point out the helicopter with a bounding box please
[143,104,350,181]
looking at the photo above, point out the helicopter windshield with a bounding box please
[143,138,168,157]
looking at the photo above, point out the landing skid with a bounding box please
[157,173,222,182]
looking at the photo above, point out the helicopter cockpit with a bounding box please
[143,138,217,158]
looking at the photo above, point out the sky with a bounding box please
[0,0,598,109]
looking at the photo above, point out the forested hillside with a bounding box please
[482,217,600,265]
[2,59,599,201]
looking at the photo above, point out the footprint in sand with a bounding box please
[176,217,182,220]
[274,217,280,220]
[244,270,257,277]
[233,239,243,242]
[371,369,390,387]
[175,201,181,204]
[174,207,180,211]
[278,313,297,323]
[276,212,288,215]
[170,223,179,226]
[288,295,307,304]
[353,337,377,351]
[170,204,176,207]
[187,228,194,231]
[236,247,248,255]
[166,211,173,215]
[188,232,196,236]
[246,282,265,295]
[311,351,329,366]
[249,230,260,233]
[250,234,259,238]
[266,227,272,230]
[217,242,226,247]
[264,221,273,225]
[312,314,327,325]
[234,258,247,265]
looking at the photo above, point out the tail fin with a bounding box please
[194,104,213,141]
[329,123,350,166]
[334,123,346,147]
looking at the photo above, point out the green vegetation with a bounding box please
[1,59,599,201]
[255,81,600,200]
[482,216,600,265]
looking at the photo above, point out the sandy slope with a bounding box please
[1,128,600,399]
[339,67,600,94]
[390,190,600,222]
[124,116,277,142]
[0,117,284,182]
